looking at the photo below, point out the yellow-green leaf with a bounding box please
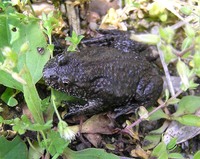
[130,34,160,45]
[173,96,200,117]
[174,114,200,127]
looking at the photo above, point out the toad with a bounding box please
[43,30,163,118]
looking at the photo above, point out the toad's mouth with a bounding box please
[48,78,87,99]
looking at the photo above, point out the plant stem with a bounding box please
[27,0,36,17]
[51,89,62,122]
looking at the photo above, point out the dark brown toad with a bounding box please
[43,30,163,118]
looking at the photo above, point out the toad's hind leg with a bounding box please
[113,103,140,118]
[135,75,163,106]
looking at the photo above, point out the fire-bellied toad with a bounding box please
[43,30,163,118]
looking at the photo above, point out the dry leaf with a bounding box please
[131,145,150,159]
[84,133,102,147]
[81,114,117,134]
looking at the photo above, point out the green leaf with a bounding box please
[12,117,27,134]
[181,37,192,58]
[192,51,200,77]
[0,116,13,125]
[160,44,176,63]
[28,120,52,131]
[194,151,200,159]
[159,27,174,43]
[176,59,191,91]
[105,144,116,151]
[0,64,23,91]
[148,1,166,16]
[167,138,177,151]
[63,148,120,159]
[43,130,69,157]
[148,107,169,121]
[151,142,168,159]
[180,6,192,15]
[158,153,168,159]
[65,31,84,52]
[12,115,52,134]
[42,12,59,44]
[167,97,180,105]
[143,134,162,150]
[168,153,184,159]
[0,136,28,159]
[52,89,85,106]
[143,123,169,150]
[159,13,167,22]
[130,34,160,44]
[184,25,195,38]
[173,96,200,117]
[28,141,44,159]
[67,45,76,52]
[0,12,50,91]
[174,114,200,127]
[1,88,18,106]
[0,2,10,12]
[22,65,44,124]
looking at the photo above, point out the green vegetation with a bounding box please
[0,0,200,158]
[0,1,118,159]
[65,31,84,52]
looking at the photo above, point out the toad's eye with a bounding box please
[63,81,69,87]
[63,81,69,86]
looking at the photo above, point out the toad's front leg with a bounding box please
[64,99,104,119]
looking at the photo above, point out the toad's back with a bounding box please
[70,47,154,97]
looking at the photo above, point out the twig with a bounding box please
[123,90,182,134]
[170,15,194,30]
[66,1,81,35]
[157,42,175,97]
[174,43,195,57]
